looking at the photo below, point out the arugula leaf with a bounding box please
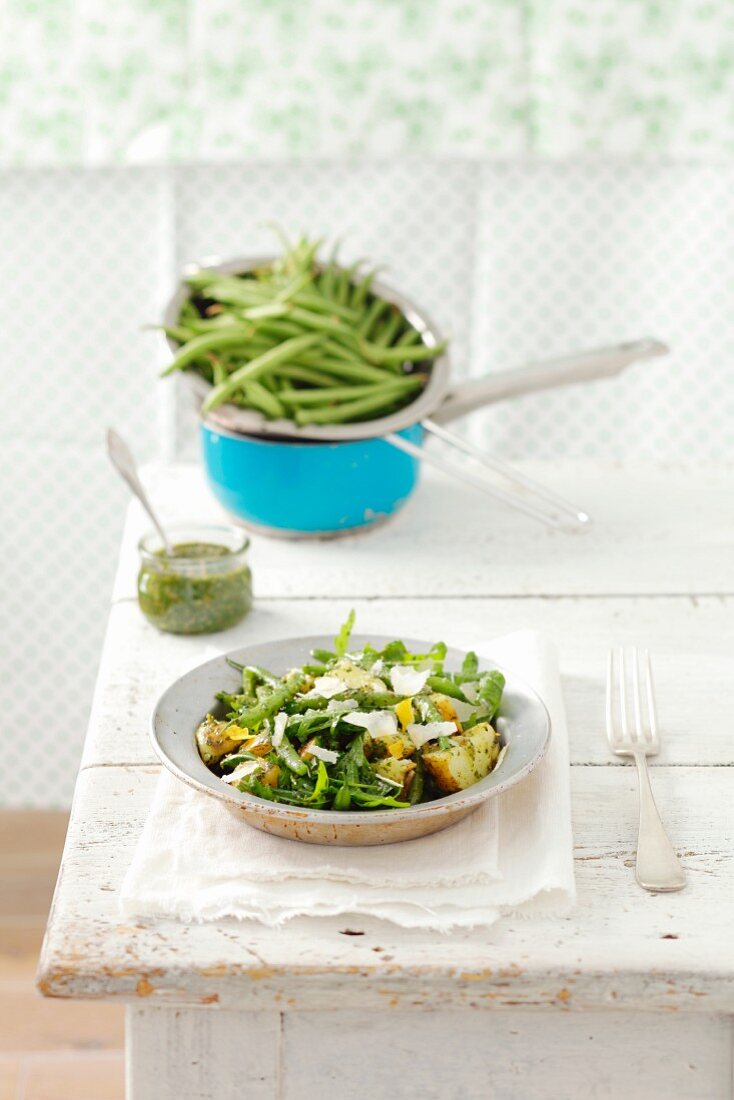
[477,670,506,721]
[335,733,372,786]
[381,639,408,663]
[349,789,410,809]
[461,651,478,677]
[355,643,380,670]
[334,609,356,657]
[307,759,330,802]
[381,639,446,666]
[437,735,454,751]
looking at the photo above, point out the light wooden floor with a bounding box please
[0,812,124,1100]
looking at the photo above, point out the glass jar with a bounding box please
[137,524,252,635]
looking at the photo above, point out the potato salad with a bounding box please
[195,613,506,811]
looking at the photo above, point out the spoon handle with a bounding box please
[107,429,174,557]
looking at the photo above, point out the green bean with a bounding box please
[184,269,223,290]
[179,315,242,336]
[162,324,196,344]
[426,675,467,701]
[288,695,331,714]
[161,326,256,376]
[244,381,285,418]
[280,378,418,407]
[318,243,341,296]
[293,356,394,385]
[189,275,270,306]
[246,665,281,688]
[307,344,365,369]
[350,268,381,310]
[202,334,324,412]
[275,733,308,776]
[396,326,422,347]
[241,668,258,698]
[334,267,350,306]
[294,382,421,425]
[294,235,323,272]
[230,675,307,731]
[273,364,337,387]
[408,758,424,804]
[210,356,227,387]
[286,306,354,337]
[372,307,403,348]
[274,269,312,303]
[179,299,201,322]
[253,371,277,392]
[358,297,389,339]
[242,317,300,340]
[241,301,289,321]
[333,784,352,810]
[291,291,359,322]
[360,339,447,365]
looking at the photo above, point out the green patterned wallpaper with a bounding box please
[1,0,732,165]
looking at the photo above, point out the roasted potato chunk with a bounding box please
[422,721,500,794]
[375,755,416,797]
[195,714,243,765]
[430,693,461,727]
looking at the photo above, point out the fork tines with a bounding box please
[606,647,659,752]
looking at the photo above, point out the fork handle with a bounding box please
[633,752,686,892]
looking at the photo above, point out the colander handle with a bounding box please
[431,338,669,424]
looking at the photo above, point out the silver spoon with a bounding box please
[107,428,175,557]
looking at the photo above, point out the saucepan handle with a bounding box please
[431,338,669,424]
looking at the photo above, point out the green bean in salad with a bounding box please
[159,232,447,425]
[195,613,506,811]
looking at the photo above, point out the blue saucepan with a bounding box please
[166,256,668,537]
[200,419,425,537]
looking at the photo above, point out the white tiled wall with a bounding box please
[3,161,732,807]
[472,163,734,459]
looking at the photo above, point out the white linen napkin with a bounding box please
[120,630,575,930]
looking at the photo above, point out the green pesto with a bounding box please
[137,542,252,635]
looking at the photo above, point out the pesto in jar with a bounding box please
[137,540,252,635]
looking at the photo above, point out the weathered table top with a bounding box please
[39,461,734,1013]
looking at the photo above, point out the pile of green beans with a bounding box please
[160,234,447,426]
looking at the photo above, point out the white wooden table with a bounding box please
[39,461,734,1099]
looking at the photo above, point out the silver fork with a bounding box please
[606,648,686,892]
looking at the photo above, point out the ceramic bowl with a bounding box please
[150,634,551,846]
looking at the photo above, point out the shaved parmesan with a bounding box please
[406,721,458,748]
[221,760,263,785]
[308,660,386,698]
[494,744,508,770]
[309,675,348,699]
[461,682,479,703]
[308,744,339,764]
[271,712,288,748]
[451,697,479,722]
[389,665,430,697]
[370,658,385,675]
[344,710,398,739]
[376,773,402,789]
[327,698,359,713]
